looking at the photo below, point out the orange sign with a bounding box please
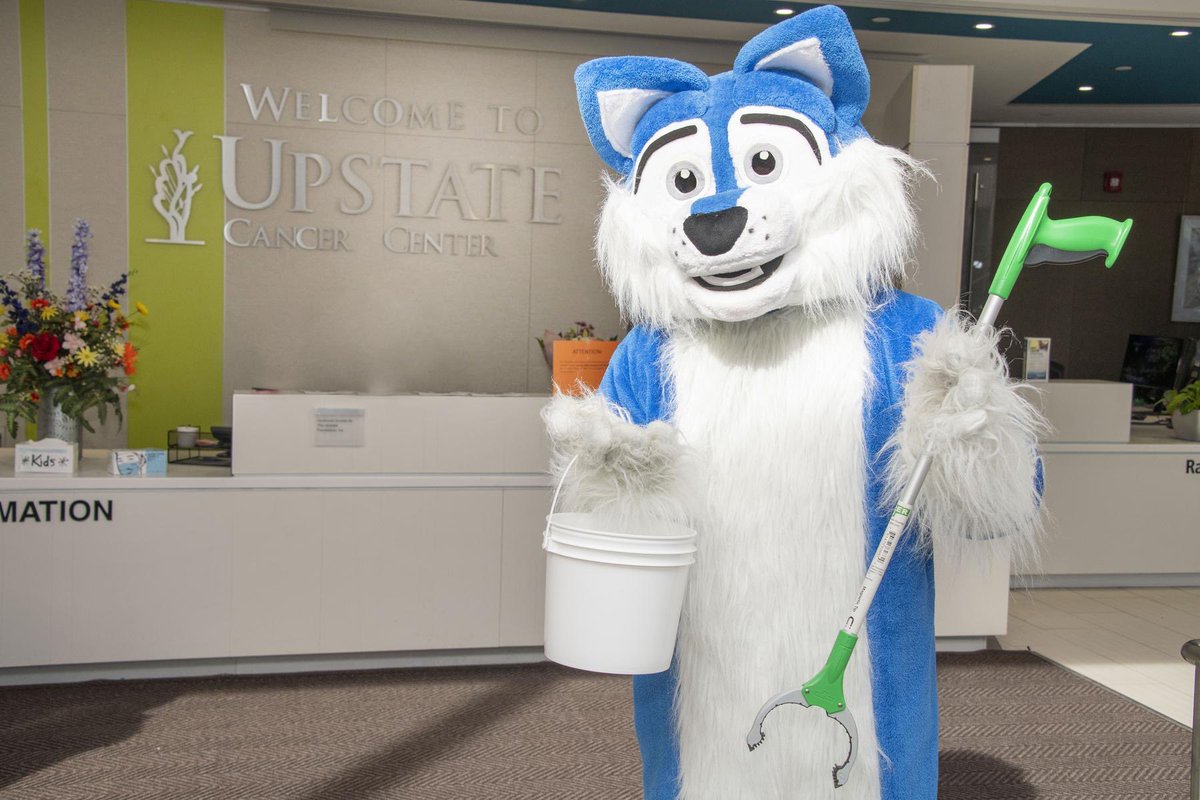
[552,339,618,395]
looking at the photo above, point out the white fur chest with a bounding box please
[666,307,883,800]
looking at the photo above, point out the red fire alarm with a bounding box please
[1103,171,1123,193]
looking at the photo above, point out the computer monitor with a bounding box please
[1118,334,1189,409]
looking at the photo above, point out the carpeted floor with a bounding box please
[0,650,1190,799]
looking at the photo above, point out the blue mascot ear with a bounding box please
[575,56,710,174]
[732,4,870,141]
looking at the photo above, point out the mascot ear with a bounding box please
[733,4,870,140]
[576,56,710,174]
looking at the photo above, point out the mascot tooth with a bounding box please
[544,5,1045,798]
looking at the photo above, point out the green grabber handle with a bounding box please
[746,182,1132,789]
[989,182,1131,300]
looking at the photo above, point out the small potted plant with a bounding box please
[536,321,619,394]
[1164,379,1200,441]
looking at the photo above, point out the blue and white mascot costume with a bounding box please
[544,6,1044,799]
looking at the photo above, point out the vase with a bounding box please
[1172,410,1200,442]
[35,392,82,446]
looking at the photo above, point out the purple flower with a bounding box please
[65,218,91,311]
[25,229,46,288]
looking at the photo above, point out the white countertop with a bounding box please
[1041,423,1200,454]
[0,449,552,491]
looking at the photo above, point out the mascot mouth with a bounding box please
[692,255,784,292]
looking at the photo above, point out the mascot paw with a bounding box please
[889,312,1046,567]
[901,313,1029,453]
[542,391,691,522]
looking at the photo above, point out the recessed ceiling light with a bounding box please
[983,156,993,162]
[1170,30,1191,37]
[1114,65,1133,71]
[775,7,794,15]
[1078,85,1094,92]
[871,16,891,23]
[975,22,995,30]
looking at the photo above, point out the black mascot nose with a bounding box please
[683,207,748,257]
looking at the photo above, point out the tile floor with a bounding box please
[997,587,1198,727]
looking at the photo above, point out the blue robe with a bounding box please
[599,290,942,800]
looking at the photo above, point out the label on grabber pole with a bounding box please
[843,503,913,635]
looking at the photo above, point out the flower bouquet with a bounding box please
[0,221,144,439]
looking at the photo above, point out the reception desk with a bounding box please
[0,394,1008,684]
[1022,380,1200,586]
[1034,424,1200,585]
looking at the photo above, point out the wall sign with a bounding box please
[146,129,205,246]
[146,83,569,259]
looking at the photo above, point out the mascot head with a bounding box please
[576,4,921,327]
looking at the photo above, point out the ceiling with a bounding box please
[225,0,1200,126]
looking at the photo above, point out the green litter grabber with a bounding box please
[745,182,1132,789]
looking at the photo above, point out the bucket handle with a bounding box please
[543,454,579,550]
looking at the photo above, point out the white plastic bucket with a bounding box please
[542,456,697,675]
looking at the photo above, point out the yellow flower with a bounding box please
[40,306,58,320]
[135,301,149,316]
[73,310,90,323]
[74,346,100,367]
[107,299,120,310]
[111,340,125,357]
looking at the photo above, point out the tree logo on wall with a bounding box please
[146,129,205,246]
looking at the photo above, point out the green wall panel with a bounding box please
[19,0,49,262]
[126,0,224,447]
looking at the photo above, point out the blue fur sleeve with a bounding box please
[598,326,671,425]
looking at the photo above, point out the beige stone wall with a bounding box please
[2,0,128,448]
[220,10,627,418]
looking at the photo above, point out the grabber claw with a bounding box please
[745,631,859,788]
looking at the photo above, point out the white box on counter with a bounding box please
[230,391,550,476]
[1031,380,1132,443]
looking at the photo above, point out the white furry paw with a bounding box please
[542,391,690,523]
[897,312,1043,455]
[888,311,1046,569]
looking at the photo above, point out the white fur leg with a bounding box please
[886,312,1047,573]
[542,390,692,525]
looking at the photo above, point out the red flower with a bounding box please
[121,343,138,376]
[30,391,39,402]
[29,333,61,362]
[17,334,34,351]
[30,298,50,310]
[5,327,16,337]
[0,363,10,381]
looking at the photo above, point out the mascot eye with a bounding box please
[745,145,782,184]
[667,163,705,200]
